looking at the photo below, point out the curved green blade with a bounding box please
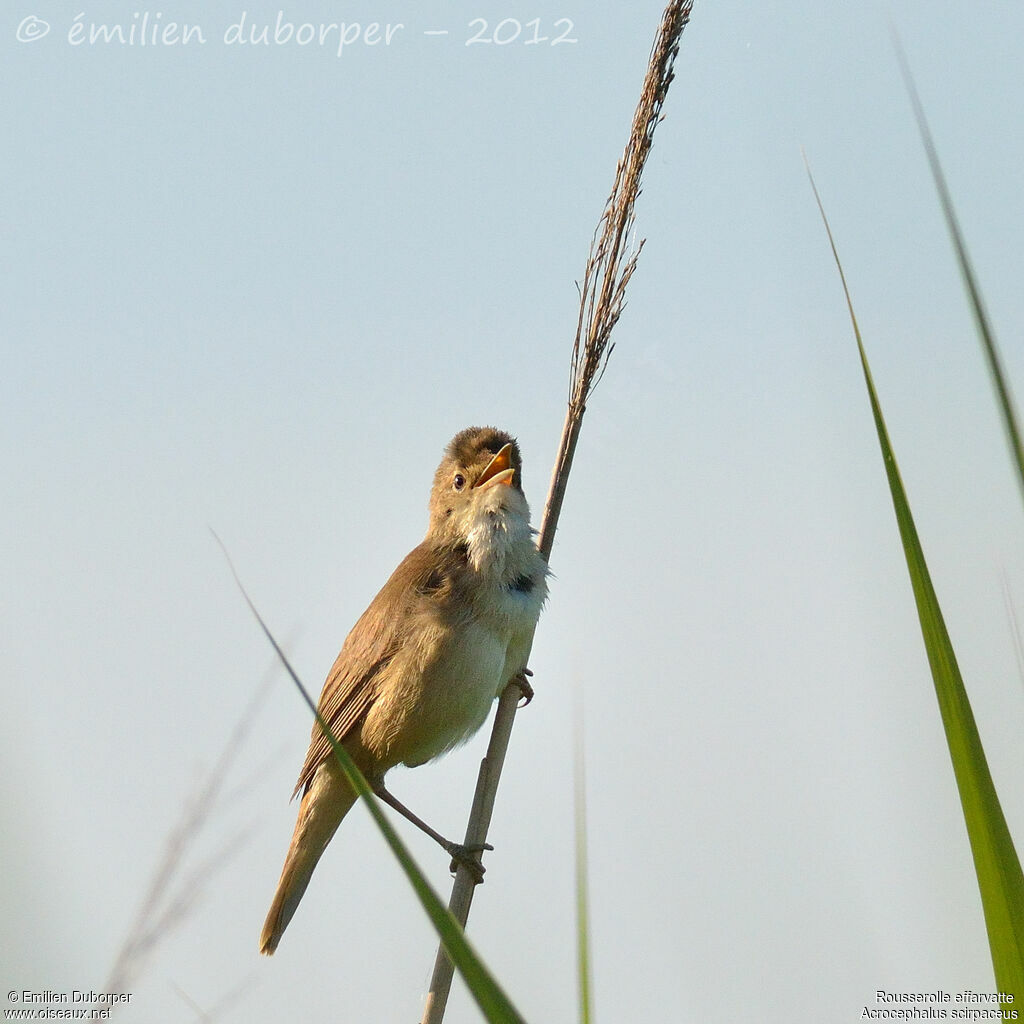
[894,40,1024,505]
[806,167,1024,1004]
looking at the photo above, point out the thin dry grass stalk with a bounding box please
[101,661,277,1014]
[421,4,693,1021]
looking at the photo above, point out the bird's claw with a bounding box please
[512,668,534,707]
[446,841,493,883]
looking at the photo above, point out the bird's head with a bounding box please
[427,427,532,554]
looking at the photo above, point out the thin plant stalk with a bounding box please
[574,692,593,1024]
[101,655,277,1011]
[421,3,693,1020]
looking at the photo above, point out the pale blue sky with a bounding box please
[3,2,1024,1021]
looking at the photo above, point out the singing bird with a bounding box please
[259,426,548,955]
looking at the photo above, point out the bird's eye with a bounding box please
[452,473,466,491]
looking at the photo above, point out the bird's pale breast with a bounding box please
[362,499,546,771]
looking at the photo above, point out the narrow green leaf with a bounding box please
[215,534,526,1024]
[894,39,1024,504]
[573,694,593,1024]
[805,166,1024,1005]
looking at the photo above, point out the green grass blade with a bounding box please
[894,39,1024,503]
[805,167,1024,1002]
[215,534,526,1024]
[573,695,593,1024]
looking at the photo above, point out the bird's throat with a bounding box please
[463,504,533,581]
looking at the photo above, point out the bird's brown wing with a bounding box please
[291,540,469,797]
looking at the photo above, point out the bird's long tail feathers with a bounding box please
[259,762,358,955]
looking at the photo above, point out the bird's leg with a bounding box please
[371,783,492,883]
[510,667,534,707]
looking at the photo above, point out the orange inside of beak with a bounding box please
[474,443,515,489]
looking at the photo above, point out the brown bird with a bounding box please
[259,426,548,955]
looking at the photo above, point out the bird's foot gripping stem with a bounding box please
[445,841,493,884]
[372,782,493,884]
[511,667,534,707]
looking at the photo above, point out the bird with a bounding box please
[259,426,548,955]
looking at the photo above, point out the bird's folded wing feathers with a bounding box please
[291,541,468,797]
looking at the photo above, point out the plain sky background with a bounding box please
[3,1,1024,1021]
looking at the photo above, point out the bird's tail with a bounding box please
[259,762,359,955]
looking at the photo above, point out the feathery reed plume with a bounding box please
[100,662,277,1012]
[422,4,693,1020]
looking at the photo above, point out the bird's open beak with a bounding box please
[474,443,515,490]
